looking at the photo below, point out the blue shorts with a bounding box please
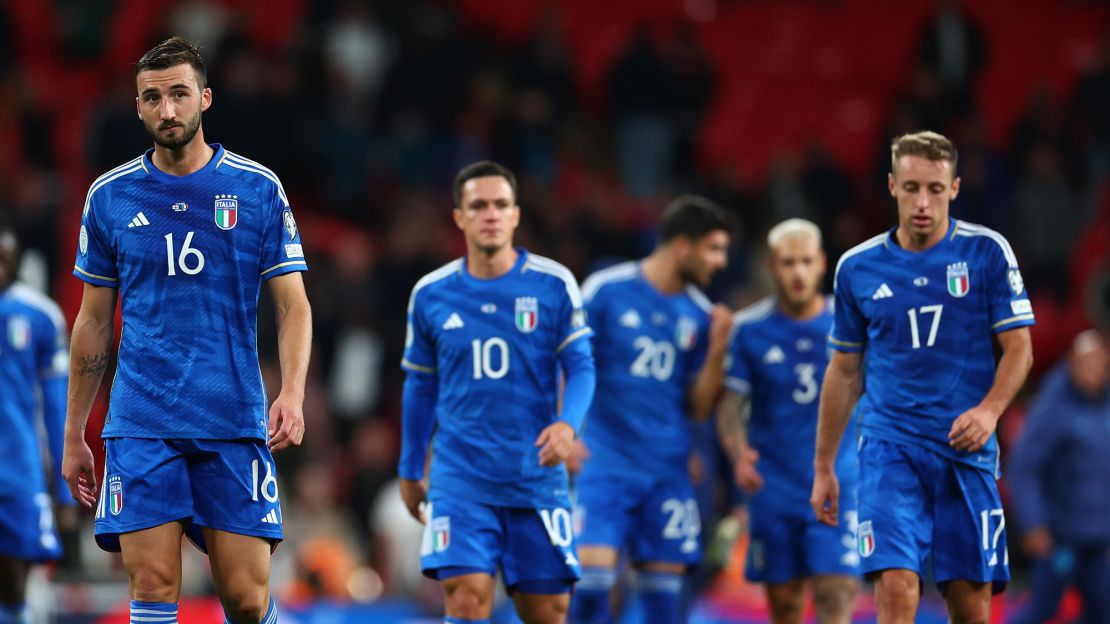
[420,498,580,593]
[94,438,283,554]
[746,492,860,584]
[857,437,1009,592]
[0,490,62,562]
[574,470,701,565]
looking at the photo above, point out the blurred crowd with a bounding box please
[1,0,1109,614]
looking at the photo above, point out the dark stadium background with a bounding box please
[1,0,1108,622]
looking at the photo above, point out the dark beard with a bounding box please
[146,112,202,149]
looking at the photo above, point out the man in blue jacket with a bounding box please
[1008,329,1110,624]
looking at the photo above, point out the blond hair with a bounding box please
[890,131,958,174]
[767,218,821,250]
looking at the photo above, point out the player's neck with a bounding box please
[466,245,518,279]
[779,293,825,320]
[151,133,214,177]
[640,252,684,295]
[894,216,950,253]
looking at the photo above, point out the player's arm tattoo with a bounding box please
[77,353,109,377]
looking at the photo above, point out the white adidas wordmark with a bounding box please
[260,509,279,524]
[443,313,465,330]
[127,212,150,228]
[871,283,894,300]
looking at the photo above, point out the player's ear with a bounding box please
[201,87,212,112]
[452,207,464,230]
[950,175,960,200]
[135,97,142,120]
[887,172,896,197]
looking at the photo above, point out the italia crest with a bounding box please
[7,315,30,350]
[214,194,238,230]
[946,262,970,298]
[858,520,875,557]
[108,476,123,516]
[515,297,539,333]
[676,316,698,351]
[432,516,450,552]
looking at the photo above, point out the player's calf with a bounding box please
[635,568,685,624]
[942,580,990,624]
[513,591,570,624]
[568,566,616,623]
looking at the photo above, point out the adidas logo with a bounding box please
[442,313,465,330]
[260,509,279,524]
[763,345,785,364]
[871,283,894,300]
[127,212,150,228]
[619,309,641,329]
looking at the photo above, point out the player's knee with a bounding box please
[813,579,856,622]
[129,562,180,603]
[444,581,492,619]
[220,586,268,623]
[876,571,919,613]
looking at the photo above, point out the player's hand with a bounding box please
[535,421,575,467]
[735,446,764,493]
[62,435,98,508]
[1021,527,1054,558]
[565,440,590,476]
[708,304,733,354]
[399,478,428,524]
[810,468,839,527]
[268,390,305,451]
[947,404,1000,452]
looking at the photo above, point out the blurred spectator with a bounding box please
[916,0,985,117]
[1009,142,1076,301]
[1008,330,1110,624]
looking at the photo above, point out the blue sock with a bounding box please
[636,571,683,624]
[130,600,177,624]
[570,566,617,623]
[444,618,491,623]
[224,594,277,624]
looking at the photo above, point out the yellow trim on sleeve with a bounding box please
[992,314,1035,330]
[828,336,863,348]
[260,261,308,276]
[556,327,592,353]
[74,265,119,282]
[401,359,436,373]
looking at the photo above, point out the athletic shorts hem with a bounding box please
[94,514,192,552]
[421,565,496,581]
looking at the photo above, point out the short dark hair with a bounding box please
[135,36,207,89]
[659,194,734,243]
[453,161,517,207]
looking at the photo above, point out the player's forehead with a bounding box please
[460,176,515,204]
[892,155,955,184]
[136,63,201,94]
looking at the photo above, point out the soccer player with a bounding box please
[719,218,858,624]
[0,225,72,624]
[61,37,312,624]
[811,131,1035,624]
[398,160,596,624]
[570,195,733,624]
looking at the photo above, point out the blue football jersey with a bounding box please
[402,250,593,508]
[829,220,1035,472]
[578,261,711,479]
[73,145,308,440]
[725,296,857,510]
[0,284,68,500]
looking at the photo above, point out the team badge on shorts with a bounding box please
[515,297,539,333]
[214,195,238,230]
[947,262,970,298]
[857,520,874,557]
[108,476,123,515]
[431,516,450,552]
